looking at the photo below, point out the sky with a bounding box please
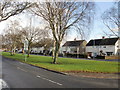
[67,2,117,42]
[0,1,118,42]
[89,2,115,40]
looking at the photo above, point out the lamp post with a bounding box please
[93,39,95,59]
[24,39,28,62]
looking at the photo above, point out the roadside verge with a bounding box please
[2,56,119,79]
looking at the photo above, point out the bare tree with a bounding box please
[39,38,54,50]
[101,3,119,37]
[21,17,49,57]
[2,20,22,55]
[0,0,34,22]
[31,1,95,64]
[1,34,10,50]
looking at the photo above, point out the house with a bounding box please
[31,44,53,55]
[60,40,87,55]
[30,40,53,55]
[31,47,44,54]
[86,37,120,57]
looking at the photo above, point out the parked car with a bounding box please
[18,49,23,53]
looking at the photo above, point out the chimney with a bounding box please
[102,36,105,39]
[74,38,76,41]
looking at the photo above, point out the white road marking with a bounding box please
[37,75,41,78]
[19,62,24,65]
[0,79,9,89]
[36,75,62,86]
[17,67,27,72]
[17,63,62,86]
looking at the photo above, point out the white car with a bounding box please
[18,49,23,53]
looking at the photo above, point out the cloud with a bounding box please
[13,0,118,2]
[112,28,119,31]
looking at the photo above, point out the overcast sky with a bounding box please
[0,1,118,42]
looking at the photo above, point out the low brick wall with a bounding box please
[105,56,120,59]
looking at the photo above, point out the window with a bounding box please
[74,51,77,53]
[118,52,120,56]
[71,48,76,52]
[106,52,113,56]
[92,46,96,48]
[117,45,119,48]
[103,46,106,48]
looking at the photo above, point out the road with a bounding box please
[1,55,118,88]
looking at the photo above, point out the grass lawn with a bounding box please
[2,52,119,73]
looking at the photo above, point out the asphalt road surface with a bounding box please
[1,55,118,88]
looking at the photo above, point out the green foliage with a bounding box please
[2,52,119,73]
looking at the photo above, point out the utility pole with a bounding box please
[24,39,28,62]
[93,39,95,59]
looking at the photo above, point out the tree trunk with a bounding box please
[22,48,24,55]
[52,40,56,59]
[10,46,13,56]
[53,41,60,64]
[13,45,16,55]
[27,45,30,57]
[11,44,16,56]
[11,48,14,56]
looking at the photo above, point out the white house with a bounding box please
[86,37,120,57]
[31,47,44,54]
[60,40,87,55]
[31,46,53,55]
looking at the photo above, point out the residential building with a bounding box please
[60,40,87,55]
[86,37,120,57]
[31,47,44,54]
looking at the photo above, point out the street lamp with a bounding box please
[24,38,28,62]
[93,39,95,59]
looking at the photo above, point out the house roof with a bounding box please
[63,40,85,47]
[86,37,119,46]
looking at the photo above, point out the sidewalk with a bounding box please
[66,72,119,79]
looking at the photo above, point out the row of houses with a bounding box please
[31,37,120,58]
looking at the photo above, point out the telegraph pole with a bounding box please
[24,39,28,62]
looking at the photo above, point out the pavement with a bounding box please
[1,55,119,88]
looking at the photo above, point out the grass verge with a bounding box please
[2,52,119,73]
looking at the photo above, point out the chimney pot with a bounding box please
[74,38,76,41]
[102,36,105,39]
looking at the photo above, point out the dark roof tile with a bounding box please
[86,37,119,46]
[63,40,85,47]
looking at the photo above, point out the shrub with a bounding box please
[65,53,87,58]
[96,55,105,59]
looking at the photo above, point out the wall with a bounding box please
[31,47,44,53]
[105,56,120,59]
[60,46,76,54]
[60,46,86,54]
[79,41,87,54]
[60,41,87,54]
[86,45,115,56]
[115,39,120,55]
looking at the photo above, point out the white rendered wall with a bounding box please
[86,45,115,55]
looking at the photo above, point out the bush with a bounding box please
[65,53,87,58]
[96,55,105,59]
[58,53,63,57]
